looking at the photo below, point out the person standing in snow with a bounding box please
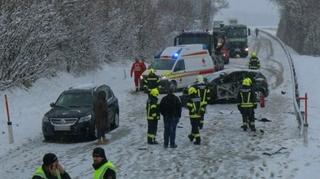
[248,52,260,70]
[188,75,211,129]
[186,86,205,145]
[130,58,146,92]
[237,77,257,132]
[32,153,71,179]
[92,147,116,179]
[146,88,160,144]
[93,91,109,145]
[159,84,182,148]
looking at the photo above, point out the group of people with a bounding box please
[142,67,212,147]
[32,147,116,179]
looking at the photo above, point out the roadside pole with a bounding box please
[4,94,14,144]
[298,93,308,127]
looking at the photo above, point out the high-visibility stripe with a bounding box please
[240,92,254,108]
[182,51,208,57]
[167,68,215,79]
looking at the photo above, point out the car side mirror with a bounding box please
[50,103,55,107]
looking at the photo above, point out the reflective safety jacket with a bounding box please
[146,96,160,120]
[93,161,116,179]
[248,57,260,70]
[237,87,256,108]
[33,167,62,179]
[191,83,211,106]
[186,94,205,119]
[143,73,160,91]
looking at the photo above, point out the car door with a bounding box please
[172,59,187,88]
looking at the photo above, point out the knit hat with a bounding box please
[43,153,58,166]
[92,147,106,159]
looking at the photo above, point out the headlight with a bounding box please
[161,76,167,80]
[42,116,49,122]
[79,114,92,122]
[245,48,249,51]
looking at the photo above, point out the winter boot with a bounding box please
[96,138,102,145]
[101,136,108,144]
[147,137,153,144]
[188,134,194,142]
[135,87,139,92]
[241,125,247,131]
[153,139,159,145]
[194,137,201,145]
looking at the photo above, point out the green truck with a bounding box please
[222,24,250,58]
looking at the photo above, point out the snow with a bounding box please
[215,0,280,26]
[1,1,320,178]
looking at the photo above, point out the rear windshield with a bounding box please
[149,59,176,70]
[56,92,93,107]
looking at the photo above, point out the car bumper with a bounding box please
[42,121,93,137]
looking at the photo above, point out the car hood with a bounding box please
[45,106,92,118]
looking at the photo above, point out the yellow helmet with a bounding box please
[188,87,197,95]
[242,78,252,86]
[149,68,155,74]
[251,52,257,58]
[150,88,159,97]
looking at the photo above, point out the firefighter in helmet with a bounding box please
[189,75,211,129]
[186,86,205,145]
[248,52,260,70]
[146,88,160,144]
[143,68,160,93]
[237,77,257,131]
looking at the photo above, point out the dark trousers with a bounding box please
[240,108,255,129]
[190,118,201,141]
[97,128,105,139]
[163,117,179,146]
[147,120,158,142]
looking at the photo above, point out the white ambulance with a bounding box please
[142,44,216,92]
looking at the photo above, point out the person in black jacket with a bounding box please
[159,85,182,148]
[32,153,71,179]
[92,147,116,179]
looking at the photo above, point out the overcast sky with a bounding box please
[215,0,280,27]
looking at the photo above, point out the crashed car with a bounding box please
[206,68,268,103]
[180,68,268,105]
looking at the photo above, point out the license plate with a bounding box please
[54,125,70,131]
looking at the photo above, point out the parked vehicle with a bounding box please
[141,44,216,93]
[42,84,119,141]
[180,68,268,105]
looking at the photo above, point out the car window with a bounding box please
[56,92,92,107]
[174,60,185,72]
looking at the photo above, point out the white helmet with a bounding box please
[196,75,204,84]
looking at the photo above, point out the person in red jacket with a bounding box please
[130,58,146,92]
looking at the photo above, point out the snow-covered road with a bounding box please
[0,33,302,179]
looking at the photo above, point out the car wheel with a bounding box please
[111,112,119,129]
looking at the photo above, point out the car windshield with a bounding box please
[225,27,247,38]
[55,92,93,108]
[207,71,226,82]
[177,35,211,45]
[149,59,176,70]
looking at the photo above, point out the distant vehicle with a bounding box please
[142,44,215,93]
[222,24,250,58]
[174,31,215,55]
[42,84,119,141]
[180,69,268,105]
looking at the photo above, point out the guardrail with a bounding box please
[258,29,304,128]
